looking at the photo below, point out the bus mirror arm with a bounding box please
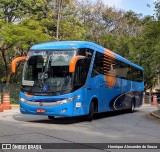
[11,56,26,73]
[69,55,86,73]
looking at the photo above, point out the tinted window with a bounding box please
[91,51,143,82]
[74,48,94,90]
[77,48,93,60]
[91,52,104,77]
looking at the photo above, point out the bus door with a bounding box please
[73,57,93,110]
[85,74,104,112]
[98,75,105,111]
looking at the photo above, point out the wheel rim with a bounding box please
[132,102,134,111]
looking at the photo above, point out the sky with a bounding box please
[90,0,156,16]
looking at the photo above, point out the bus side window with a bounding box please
[91,52,103,77]
[107,64,117,77]
[74,59,89,90]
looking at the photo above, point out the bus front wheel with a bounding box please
[48,116,55,120]
[86,102,94,121]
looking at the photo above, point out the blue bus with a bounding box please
[11,41,144,121]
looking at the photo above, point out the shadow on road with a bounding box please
[94,109,139,120]
[13,110,139,124]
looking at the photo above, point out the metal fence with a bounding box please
[0,83,21,104]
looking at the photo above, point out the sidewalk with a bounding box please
[150,109,160,119]
[0,106,19,115]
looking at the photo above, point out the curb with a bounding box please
[142,104,152,106]
[150,110,160,119]
[11,104,19,107]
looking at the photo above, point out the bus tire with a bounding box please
[48,116,55,120]
[129,99,135,113]
[86,101,94,121]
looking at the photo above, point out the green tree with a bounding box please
[0,20,51,83]
[0,0,52,22]
[0,0,53,83]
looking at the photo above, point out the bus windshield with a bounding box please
[22,50,77,94]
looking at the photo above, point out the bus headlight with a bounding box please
[57,96,76,104]
[20,97,27,102]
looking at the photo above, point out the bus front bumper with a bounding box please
[20,101,74,117]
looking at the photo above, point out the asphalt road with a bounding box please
[0,105,160,152]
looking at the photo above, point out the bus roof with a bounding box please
[30,41,143,70]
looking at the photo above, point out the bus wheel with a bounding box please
[129,100,135,113]
[48,116,55,120]
[86,102,94,121]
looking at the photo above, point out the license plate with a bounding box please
[36,109,46,113]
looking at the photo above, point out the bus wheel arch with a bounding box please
[91,97,98,113]
[86,97,98,121]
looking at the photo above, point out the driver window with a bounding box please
[74,59,88,90]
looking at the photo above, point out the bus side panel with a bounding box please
[132,81,144,108]
[86,75,106,113]
[72,88,89,116]
[108,81,144,110]
[108,91,143,110]
[101,77,123,112]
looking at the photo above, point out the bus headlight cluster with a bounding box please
[57,96,76,104]
[20,97,28,102]
[19,95,78,105]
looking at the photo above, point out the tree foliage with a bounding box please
[0,0,52,22]
[0,0,159,91]
[0,20,50,83]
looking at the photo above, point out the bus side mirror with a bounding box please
[11,56,26,73]
[69,55,86,73]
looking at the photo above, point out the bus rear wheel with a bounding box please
[48,116,55,120]
[129,100,135,113]
[86,102,94,121]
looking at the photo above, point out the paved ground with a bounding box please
[151,109,160,119]
[0,105,160,152]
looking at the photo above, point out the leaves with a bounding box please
[0,19,51,82]
[0,0,159,90]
